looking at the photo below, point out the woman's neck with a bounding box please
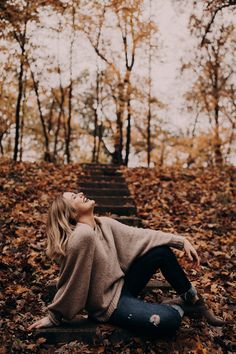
[76,214,96,230]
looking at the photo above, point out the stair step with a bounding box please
[79,176,126,183]
[37,280,171,344]
[82,162,120,166]
[78,182,129,189]
[79,188,130,196]
[90,196,135,205]
[82,164,121,170]
[82,170,123,177]
[35,317,132,345]
[94,206,136,216]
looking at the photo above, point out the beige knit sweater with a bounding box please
[47,216,185,325]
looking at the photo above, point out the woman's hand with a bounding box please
[183,238,200,268]
[28,316,54,331]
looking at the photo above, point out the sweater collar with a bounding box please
[75,216,101,232]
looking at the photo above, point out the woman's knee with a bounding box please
[153,245,177,261]
[148,306,182,335]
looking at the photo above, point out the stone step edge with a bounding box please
[79,175,125,178]
[82,167,123,172]
[88,196,134,200]
[46,279,171,298]
[35,320,138,345]
[81,171,123,175]
[35,318,189,345]
[81,163,122,168]
[79,188,130,192]
[35,280,172,344]
[95,203,135,207]
[46,279,171,288]
[94,205,136,209]
[79,182,129,187]
[79,190,131,195]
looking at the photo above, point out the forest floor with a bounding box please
[0,159,235,354]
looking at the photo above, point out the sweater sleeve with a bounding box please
[47,229,96,325]
[106,217,185,249]
[103,217,185,271]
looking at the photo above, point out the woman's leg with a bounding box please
[108,287,182,338]
[123,245,198,303]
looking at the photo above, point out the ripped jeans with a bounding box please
[107,245,197,338]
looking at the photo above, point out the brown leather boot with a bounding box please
[162,295,226,326]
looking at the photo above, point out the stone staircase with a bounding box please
[35,163,171,345]
[78,163,142,226]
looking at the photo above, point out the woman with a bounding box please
[28,192,225,336]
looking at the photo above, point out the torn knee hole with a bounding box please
[149,314,160,327]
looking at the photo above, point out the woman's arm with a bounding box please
[104,216,185,248]
[103,216,200,267]
[28,316,54,330]
[28,229,96,330]
[183,238,200,267]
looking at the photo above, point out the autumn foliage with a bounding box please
[0,159,235,353]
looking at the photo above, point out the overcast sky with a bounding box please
[4,0,235,164]
[33,0,196,132]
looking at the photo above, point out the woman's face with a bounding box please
[63,192,95,215]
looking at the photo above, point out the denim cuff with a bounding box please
[170,304,184,318]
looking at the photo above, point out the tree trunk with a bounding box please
[147,103,151,167]
[19,74,27,161]
[159,143,165,167]
[0,134,4,155]
[65,2,75,164]
[112,110,123,165]
[13,46,25,161]
[30,68,51,161]
[92,67,99,163]
[214,104,223,166]
[124,96,131,166]
[225,119,235,162]
[65,82,72,164]
[53,109,62,160]
[147,0,152,167]
[97,123,103,162]
[53,58,65,161]
[186,112,199,168]
[92,110,98,163]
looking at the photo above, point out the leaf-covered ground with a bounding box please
[0,159,235,353]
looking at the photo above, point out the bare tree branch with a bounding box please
[201,1,236,46]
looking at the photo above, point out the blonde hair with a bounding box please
[46,193,77,260]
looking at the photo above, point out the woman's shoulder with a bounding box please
[96,215,113,224]
[67,224,96,251]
